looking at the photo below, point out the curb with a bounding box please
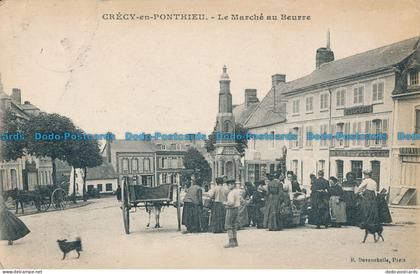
[13,201,93,217]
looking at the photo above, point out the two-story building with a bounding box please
[243,36,420,203]
[0,76,53,191]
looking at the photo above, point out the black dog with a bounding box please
[57,237,82,260]
[360,224,384,243]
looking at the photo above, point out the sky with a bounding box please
[0,0,419,138]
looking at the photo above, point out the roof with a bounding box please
[107,139,158,153]
[232,102,259,125]
[244,87,286,128]
[19,102,40,111]
[281,36,420,94]
[86,159,117,180]
[245,36,420,129]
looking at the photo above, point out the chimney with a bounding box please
[245,89,258,107]
[105,132,113,163]
[316,29,335,69]
[272,74,287,115]
[12,88,22,104]
[272,74,286,87]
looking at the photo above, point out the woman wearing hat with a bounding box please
[356,169,379,227]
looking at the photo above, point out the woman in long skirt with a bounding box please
[328,177,347,227]
[237,185,251,228]
[0,195,30,245]
[263,173,286,231]
[252,181,266,229]
[310,170,331,229]
[182,175,203,233]
[342,172,358,225]
[208,177,229,233]
[356,170,379,227]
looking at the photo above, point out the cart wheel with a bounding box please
[39,197,51,212]
[122,180,130,234]
[52,188,68,210]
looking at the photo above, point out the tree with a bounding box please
[183,147,212,185]
[205,122,249,156]
[67,129,103,202]
[0,109,26,161]
[23,112,77,185]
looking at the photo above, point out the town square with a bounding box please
[0,0,419,271]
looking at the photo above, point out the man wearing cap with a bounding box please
[310,170,331,229]
[224,180,241,248]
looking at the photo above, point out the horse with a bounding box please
[145,202,163,228]
[2,188,45,214]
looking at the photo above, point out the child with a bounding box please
[224,180,241,248]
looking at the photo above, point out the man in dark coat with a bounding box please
[310,170,331,229]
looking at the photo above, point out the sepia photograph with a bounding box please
[0,0,419,271]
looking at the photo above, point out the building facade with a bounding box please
[242,36,420,203]
[0,77,53,192]
[104,138,207,187]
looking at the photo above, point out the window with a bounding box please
[320,93,329,110]
[336,160,344,183]
[177,158,183,168]
[317,160,325,173]
[372,81,384,102]
[106,183,112,191]
[132,158,138,171]
[416,108,420,134]
[291,160,298,175]
[336,123,344,147]
[143,158,151,172]
[10,170,17,190]
[161,144,166,151]
[305,96,313,112]
[97,184,103,192]
[122,158,129,172]
[320,124,328,147]
[336,89,346,107]
[351,161,363,181]
[247,164,255,183]
[373,119,382,146]
[292,127,300,148]
[305,126,313,147]
[344,122,350,147]
[292,99,300,114]
[176,144,182,151]
[409,70,419,86]
[224,121,232,132]
[353,85,364,105]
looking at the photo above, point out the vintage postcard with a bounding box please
[0,0,419,271]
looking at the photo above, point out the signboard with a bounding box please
[330,149,389,157]
[344,105,373,115]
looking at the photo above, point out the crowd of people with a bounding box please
[181,169,393,248]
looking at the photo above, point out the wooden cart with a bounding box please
[120,176,181,234]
